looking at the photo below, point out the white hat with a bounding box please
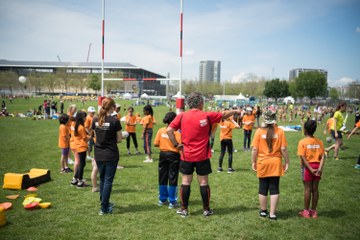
[246,107,252,111]
[87,106,96,112]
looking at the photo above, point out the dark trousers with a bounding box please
[159,151,180,203]
[75,151,86,180]
[244,130,252,149]
[96,160,118,212]
[219,139,233,168]
[126,132,138,149]
[143,129,153,154]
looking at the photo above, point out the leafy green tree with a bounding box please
[294,71,327,99]
[263,79,289,101]
[346,80,360,99]
[0,71,18,93]
[88,74,101,94]
[329,87,339,100]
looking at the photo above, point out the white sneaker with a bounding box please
[68,159,74,164]
[143,159,153,163]
[86,156,93,160]
[233,149,238,153]
[211,149,214,153]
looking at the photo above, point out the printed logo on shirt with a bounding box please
[200,119,208,127]
[306,144,320,149]
[219,125,227,129]
[261,134,278,139]
[161,133,169,139]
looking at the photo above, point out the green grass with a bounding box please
[0,97,359,239]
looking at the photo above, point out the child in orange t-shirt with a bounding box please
[297,120,325,219]
[242,107,255,151]
[70,111,91,188]
[125,107,140,155]
[217,118,240,173]
[142,105,154,163]
[154,112,182,208]
[58,114,72,173]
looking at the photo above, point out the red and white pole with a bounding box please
[176,0,185,114]
[99,0,106,111]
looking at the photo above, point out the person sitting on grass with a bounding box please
[297,120,325,219]
[154,112,181,209]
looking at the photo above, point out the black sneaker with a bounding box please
[203,209,214,217]
[269,214,277,221]
[176,208,189,217]
[259,209,268,218]
[217,167,223,172]
[70,179,78,186]
[65,167,73,173]
[227,168,235,173]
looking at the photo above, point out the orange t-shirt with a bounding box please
[58,124,69,148]
[84,115,93,132]
[218,120,236,141]
[125,115,137,133]
[356,120,360,128]
[297,137,324,166]
[326,118,333,133]
[117,112,122,121]
[74,125,88,153]
[242,114,255,131]
[154,127,181,153]
[142,115,153,129]
[251,125,288,178]
[70,121,76,150]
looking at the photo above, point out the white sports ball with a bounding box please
[19,76,27,83]
[122,131,129,138]
[326,137,332,143]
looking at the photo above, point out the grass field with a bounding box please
[0,97,359,240]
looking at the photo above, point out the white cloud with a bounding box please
[329,77,354,87]
[356,27,360,33]
[230,72,263,83]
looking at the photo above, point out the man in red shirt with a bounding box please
[167,92,241,217]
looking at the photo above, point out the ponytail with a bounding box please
[98,97,115,127]
[74,111,87,136]
[266,124,274,153]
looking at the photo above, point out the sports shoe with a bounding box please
[99,206,113,215]
[217,167,223,172]
[127,151,131,155]
[135,151,141,155]
[309,209,318,218]
[259,209,268,218]
[77,181,90,188]
[176,208,189,217]
[92,187,100,192]
[298,209,310,219]
[65,167,73,173]
[86,156,93,160]
[233,149,238,153]
[269,214,277,221]
[68,159,74,164]
[70,179,78,186]
[211,149,214,153]
[334,157,340,161]
[203,209,214,217]
[227,168,235,173]
[168,202,180,209]
[117,165,124,169]
[60,168,66,174]
[324,150,329,158]
[158,200,168,206]
[355,164,360,169]
[143,159,153,163]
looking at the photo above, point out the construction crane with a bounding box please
[57,55,61,63]
[86,43,92,62]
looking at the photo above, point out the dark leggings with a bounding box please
[259,177,280,196]
[75,151,86,180]
[244,130,252,149]
[126,132,138,149]
[357,155,360,165]
[218,139,233,168]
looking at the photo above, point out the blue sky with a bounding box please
[0,0,359,86]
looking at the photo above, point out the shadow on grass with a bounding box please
[191,204,257,216]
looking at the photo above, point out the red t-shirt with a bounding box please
[169,109,222,162]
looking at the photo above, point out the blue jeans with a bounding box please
[96,160,118,212]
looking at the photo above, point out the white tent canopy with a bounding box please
[123,93,132,100]
[284,96,295,104]
[172,91,185,99]
[236,93,247,100]
[140,93,149,99]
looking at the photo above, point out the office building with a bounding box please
[289,68,328,81]
[199,60,221,83]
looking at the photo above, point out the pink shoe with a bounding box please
[298,209,310,218]
[310,210,318,218]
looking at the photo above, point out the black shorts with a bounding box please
[179,159,212,176]
[331,129,342,139]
